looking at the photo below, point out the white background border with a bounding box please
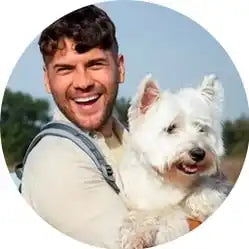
[0,0,248,249]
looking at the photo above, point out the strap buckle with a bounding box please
[102,164,114,179]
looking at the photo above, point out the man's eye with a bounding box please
[90,63,104,69]
[57,67,72,73]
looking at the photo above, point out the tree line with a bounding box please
[1,89,248,171]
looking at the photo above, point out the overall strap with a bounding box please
[21,121,120,194]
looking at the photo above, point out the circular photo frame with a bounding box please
[0,1,248,249]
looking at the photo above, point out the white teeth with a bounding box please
[183,164,198,173]
[74,95,99,103]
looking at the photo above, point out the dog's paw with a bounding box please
[119,236,143,249]
[183,186,228,221]
[155,209,190,245]
[120,232,156,249]
[119,211,158,249]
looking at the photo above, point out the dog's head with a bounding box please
[128,74,224,187]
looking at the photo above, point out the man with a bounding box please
[22,5,127,249]
[22,5,200,249]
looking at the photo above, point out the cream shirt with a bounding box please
[22,109,128,249]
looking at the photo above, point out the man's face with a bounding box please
[44,39,125,131]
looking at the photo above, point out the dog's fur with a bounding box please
[117,74,232,248]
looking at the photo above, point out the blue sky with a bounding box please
[7,1,248,120]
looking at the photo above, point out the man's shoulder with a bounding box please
[25,135,96,170]
[27,108,95,163]
[33,135,83,153]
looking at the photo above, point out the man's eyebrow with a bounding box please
[53,63,74,69]
[86,57,109,66]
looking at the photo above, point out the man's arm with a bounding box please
[22,136,127,249]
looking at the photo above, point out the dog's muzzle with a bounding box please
[174,147,215,175]
[189,147,206,162]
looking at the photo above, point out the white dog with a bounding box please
[117,74,232,248]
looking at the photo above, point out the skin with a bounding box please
[44,38,125,137]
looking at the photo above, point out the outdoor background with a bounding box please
[1,1,248,184]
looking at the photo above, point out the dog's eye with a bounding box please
[166,124,177,134]
[199,127,205,133]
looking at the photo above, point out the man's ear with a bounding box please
[44,66,51,94]
[128,74,160,126]
[117,54,125,84]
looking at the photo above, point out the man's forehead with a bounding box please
[49,40,111,65]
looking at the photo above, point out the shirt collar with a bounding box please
[52,107,128,141]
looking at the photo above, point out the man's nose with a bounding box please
[73,67,93,90]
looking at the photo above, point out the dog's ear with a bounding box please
[199,75,225,156]
[199,74,224,110]
[130,74,160,112]
[139,75,160,114]
[128,74,160,127]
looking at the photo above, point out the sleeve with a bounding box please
[21,136,127,249]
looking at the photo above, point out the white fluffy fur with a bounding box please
[117,75,232,249]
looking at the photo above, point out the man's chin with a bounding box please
[75,119,102,132]
[73,113,110,133]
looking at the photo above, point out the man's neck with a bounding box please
[53,107,114,138]
[97,118,113,138]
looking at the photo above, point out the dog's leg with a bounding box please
[119,210,160,249]
[182,176,232,221]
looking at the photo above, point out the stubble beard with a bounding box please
[95,86,118,132]
[54,85,119,133]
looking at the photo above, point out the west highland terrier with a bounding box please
[117,74,232,248]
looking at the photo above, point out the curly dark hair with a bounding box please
[39,5,118,64]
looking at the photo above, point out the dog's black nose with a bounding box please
[189,148,205,162]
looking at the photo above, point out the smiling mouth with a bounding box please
[74,94,101,106]
[175,163,199,175]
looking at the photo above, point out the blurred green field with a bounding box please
[221,156,246,184]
